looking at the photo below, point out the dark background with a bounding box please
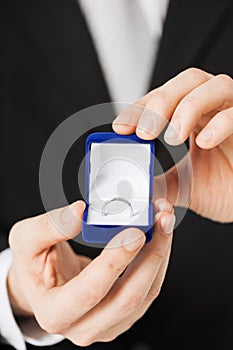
[1,1,233,349]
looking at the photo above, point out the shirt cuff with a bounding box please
[0,248,64,349]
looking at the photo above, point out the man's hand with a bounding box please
[113,68,233,223]
[8,199,174,346]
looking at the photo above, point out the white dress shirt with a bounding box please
[79,0,169,106]
[0,1,169,349]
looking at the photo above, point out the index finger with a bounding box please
[34,228,145,332]
[62,199,175,341]
[112,68,212,139]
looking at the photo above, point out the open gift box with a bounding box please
[82,132,155,244]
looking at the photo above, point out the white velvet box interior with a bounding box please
[87,142,151,225]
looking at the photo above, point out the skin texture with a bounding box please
[7,67,233,346]
[8,199,174,346]
[113,68,233,223]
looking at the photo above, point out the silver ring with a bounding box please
[102,197,133,217]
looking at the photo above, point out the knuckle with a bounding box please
[216,74,232,85]
[181,95,198,108]
[79,290,100,309]
[41,212,66,241]
[64,324,97,347]
[151,89,172,106]
[186,67,206,79]
[150,248,166,263]
[9,220,27,250]
[38,318,63,335]
[147,285,161,302]
[106,256,124,275]
[8,223,20,249]
[101,336,118,343]
[121,292,144,313]
[101,332,124,343]
[124,319,139,332]
[72,333,96,347]
[42,212,57,235]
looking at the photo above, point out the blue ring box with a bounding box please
[82,132,155,244]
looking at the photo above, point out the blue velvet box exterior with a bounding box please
[82,132,155,244]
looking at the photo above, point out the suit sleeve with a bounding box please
[0,230,9,253]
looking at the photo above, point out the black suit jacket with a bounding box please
[1,1,233,349]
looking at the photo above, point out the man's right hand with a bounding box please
[8,199,174,346]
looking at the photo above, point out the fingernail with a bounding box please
[158,201,173,213]
[122,230,145,251]
[197,129,213,143]
[62,202,85,224]
[161,214,176,234]
[113,114,136,126]
[62,206,76,224]
[137,111,155,135]
[165,120,181,141]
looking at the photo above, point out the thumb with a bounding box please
[9,200,85,256]
[153,154,193,208]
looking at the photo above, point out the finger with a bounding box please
[112,103,145,134]
[121,201,174,280]
[94,306,149,344]
[35,228,145,333]
[196,107,233,149]
[95,242,172,344]
[79,255,92,270]
[112,68,212,139]
[9,200,86,256]
[88,303,149,344]
[145,245,171,304]
[153,153,193,208]
[63,201,174,343]
[164,74,233,145]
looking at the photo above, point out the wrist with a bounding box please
[7,266,33,317]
